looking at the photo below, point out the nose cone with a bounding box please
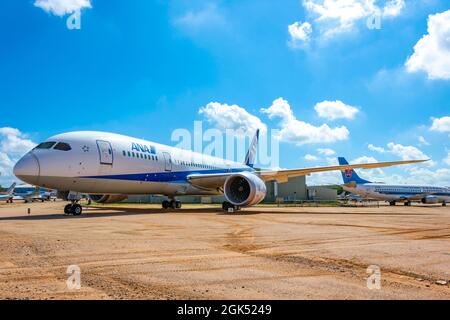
[14,153,40,185]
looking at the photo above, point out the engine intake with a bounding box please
[421,195,438,204]
[89,194,128,204]
[224,172,266,206]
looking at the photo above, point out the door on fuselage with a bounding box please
[96,140,113,165]
[163,152,172,172]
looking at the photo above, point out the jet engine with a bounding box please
[89,194,128,203]
[223,172,267,206]
[421,195,439,204]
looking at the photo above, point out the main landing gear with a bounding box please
[64,202,82,215]
[222,201,241,212]
[443,202,447,207]
[162,199,182,210]
[389,201,396,206]
[404,201,411,206]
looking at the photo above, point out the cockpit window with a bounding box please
[54,142,72,151]
[35,142,56,149]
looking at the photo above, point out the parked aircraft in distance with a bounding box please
[0,183,16,203]
[13,184,55,203]
[338,157,449,206]
[13,130,426,215]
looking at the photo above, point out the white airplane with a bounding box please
[338,157,450,206]
[13,130,426,215]
[12,184,48,203]
[0,182,16,203]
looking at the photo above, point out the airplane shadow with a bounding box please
[0,205,432,221]
[0,206,224,221]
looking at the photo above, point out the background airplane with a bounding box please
[338,157,450,206]
[13,130,426,215]
[12,184,54,203]
[0,182,16,203]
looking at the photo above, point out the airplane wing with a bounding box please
[187,159,427,189]
[257,159,427,183]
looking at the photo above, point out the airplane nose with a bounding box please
[13,153,40,184]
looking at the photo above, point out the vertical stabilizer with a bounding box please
[6,182,16,195]
[338,157,371,184]
[244,129,260,167]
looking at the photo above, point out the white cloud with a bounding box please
[173,3,227,35]
[399,166,450,186]
[306,170,341,185]
[368,143,385,153]
[418,136,430,146]
[199,102,267,135]
[352,155,378,164]
[314,100,359,121]
[317,148,335,156]
[261,98,350,145]
[386,142,429,161]
[0,128,36,156]
[430,116,450,133]
[302,0,405,39]
[288,21,313,47]
[34,0,92,16]
[352,155,385,178]
[0,128,36,186]
[405,10,450,80]
[443,152,450,166]
[369,141,432,166]
[382,0,405,17]
[304,154,319,161]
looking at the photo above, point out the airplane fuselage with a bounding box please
[14,131,253,197]
[343,183,450,203]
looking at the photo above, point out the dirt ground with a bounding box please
[0,201,449,300]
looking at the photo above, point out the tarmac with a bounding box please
[0,201,449,300]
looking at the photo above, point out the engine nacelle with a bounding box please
[421,195,439,204]
[223,172,267,206]
[89,194,128,204]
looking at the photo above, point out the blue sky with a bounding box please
[0,0,449,186]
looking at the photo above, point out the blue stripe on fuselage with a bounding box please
[79,168,254,183]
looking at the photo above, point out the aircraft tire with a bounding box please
[162,200,170,209]
[72,204,82,216]
[64,204,73,214]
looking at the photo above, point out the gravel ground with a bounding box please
[0,201,448,300]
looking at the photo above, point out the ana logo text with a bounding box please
[132,142,156,155]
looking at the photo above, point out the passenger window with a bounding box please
[127,151,131,157]
[123,151,126,156]
[54,142,72,151]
